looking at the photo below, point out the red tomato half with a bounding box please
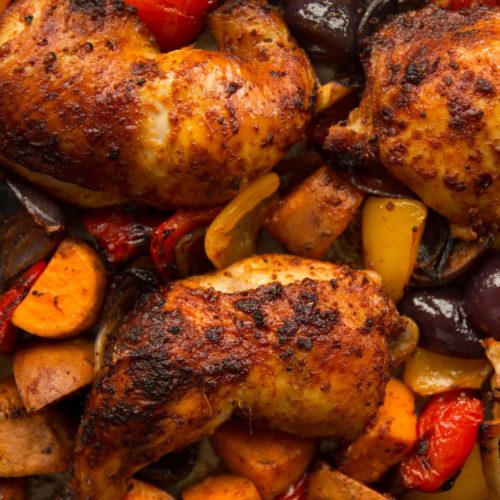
[125,0,215,52]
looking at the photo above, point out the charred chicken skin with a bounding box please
[325,7,499,232]
[72,254,403,499]
[0,0,317,207]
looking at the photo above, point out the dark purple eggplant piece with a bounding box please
[7,178,65,234]
[464,252,500,339]
[399,286,485,359]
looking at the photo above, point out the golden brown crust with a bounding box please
[73,263,402,499]
[325,7,500,231]
[0,0,317,207]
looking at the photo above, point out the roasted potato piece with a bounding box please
[362,197,427,302]
[13,338,94,412]
[0,478,25,500]
[182,475,261,500]
[0,378,71,476]
[340,378,417,483]
[307,462,386,500]
[479,420,500,500]
[404,444,488,500]
[404,348,492,396]
[123,479,174,499]
[212,419,315,499]
[265,167,364,259]
[12,239,106,338]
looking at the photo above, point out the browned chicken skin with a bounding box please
[325,7,500,232]
[0,0,317,207]
[72,255,403,499]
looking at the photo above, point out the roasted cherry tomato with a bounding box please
[124,0,215,52]
[150,207,221,280]
[82,207,164,265]
[399,389,483,493]
[0,260,46,354]
[449,0,497,8]
[275,474,308,500]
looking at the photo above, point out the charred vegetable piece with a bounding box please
[212,419,315,499]
[362,197,427,302]
[173,227,213,278]
[340,378,417,483]
[274,474,307,500]
[399,287,485,359]
[0,261,46,354]
[484,339,500,418]
[265,167,364,259]
[136,445,197,484]
[124,479,174,499]
[0,478,25,500]
[94,260,160,372]
[12,239,107,338]
[464,252,500,339]
[284,0,364,69]
[0,212,57,291]
[124,0,215,52]
[307,462,386,499]
[0,378,72,476]
[7,178,65,234]
[182,475,261,500]
[82,207,164,265]
[398,389,483,493]
[403,443,488,500]
[151,207,221,280]
[479,420,500,500]
[13,338,94,412]
[205,174,279,269]
[403,348,491,396]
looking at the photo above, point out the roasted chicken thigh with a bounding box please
[325,7,500,232]
[72,254,403,499]
[0,0,317,207]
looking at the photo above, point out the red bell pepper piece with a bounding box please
[124,0,216,52]
[150,207,221,280]
[275,474,308,500]
[82,207,164,265]
[398,389,483,493]
[0,260,47,354]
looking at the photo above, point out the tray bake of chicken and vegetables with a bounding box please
[0,0,498,498]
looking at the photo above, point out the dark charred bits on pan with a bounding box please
[412,210,491,287]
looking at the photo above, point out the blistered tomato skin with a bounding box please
[464,252,500,340]
[399,389,483,493]
[399,287,484,359]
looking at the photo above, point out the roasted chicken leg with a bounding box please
[0,0,317,207]
[325,7,499,232]
[72,254,403,499]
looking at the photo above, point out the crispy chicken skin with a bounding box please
[72,255,403,499]
[0,0,317,207]
[325,7,500,232]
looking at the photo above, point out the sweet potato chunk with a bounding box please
[123,479,174,499]
[340,378,417,482]
[12,239,106,338]
[307,463,386,500]
[265,167,364,259]
[211,419,315,499]
[13,338,94,412]
[182,475,261,500]
[0,378,72,476]
[0,478,25,500]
